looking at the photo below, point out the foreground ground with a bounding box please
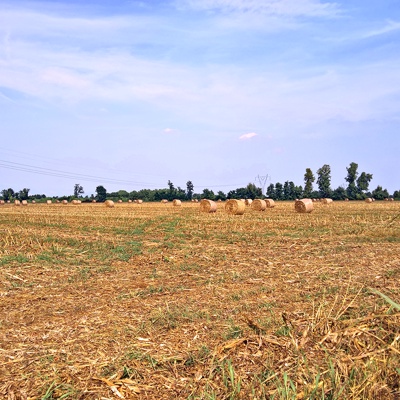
[0,201,399,399]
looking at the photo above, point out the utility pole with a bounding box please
[255,174,271,195]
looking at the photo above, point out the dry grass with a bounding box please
[0,201,399,399]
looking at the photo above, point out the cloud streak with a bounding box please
[239,132,257,140]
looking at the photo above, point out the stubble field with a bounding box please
[0,200,399,399]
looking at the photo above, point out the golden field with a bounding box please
[0,201,399,399]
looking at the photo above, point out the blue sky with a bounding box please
[0,0,399,196]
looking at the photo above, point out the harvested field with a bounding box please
[0,201,399,399]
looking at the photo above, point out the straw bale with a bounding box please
[295,198,314,213]
[6,200,10,203]
[21,200,28,206]
[265,199,275,208]
[105,200,115,208]
[0,200,5,204]
[92,200,96,203]
[14,200,21,206]
[389,198,394,201]
[200,199,217,213]
[245,199,253,206]
[372,198,376,202]
[345,198,349,201]
[161,199,168,204]
[384,198,389,201]
[322,198,333,204]
[31,200,35,204]
[128,199,132,203]
[365,198,373,203]
[173,199,182,206]
[137,199,143,204]
[62,200,68,204]
[46,200,52,205]
[251,199,267,211]
[118,199,123,203]
[71,200,79,205]
[225,199,246,215]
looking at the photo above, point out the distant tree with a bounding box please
[168,180,175,191]
[216,191,226,201]
[294,185,303,199]
[266,183,275,199]
[371,186,389,200]
[393,190,400,200]
[304,168,315,198]
[275,183,283,200]
[74,184,84,198]
[19,188,30,200]
[357,172,373,194]
[317,164,332,198]
[95,185,107,202]
[1,188,15,201]
[245,183,262,199]
[117,190,129,199]
[201,188,215,200]
[186,181,194,200]
[332,186,347,200]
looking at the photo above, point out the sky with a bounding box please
[0,0,399,197]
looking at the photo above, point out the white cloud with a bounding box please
[177,0,340,17]
[239,132,258,140]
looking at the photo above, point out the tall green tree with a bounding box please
[186,181,194,200]
[345,162,359,199]
[275,183,283,200]
[95,185,107,202]
[266,183,275,199]
[1,188,15,201]
[317,164,332,198]
[371,186,389,200]
[246,183,262,199]
[303,168,315,198]
[19,188,30,200]
[74,184,84,198]
[201,188,215,200]
[357,172,373,194]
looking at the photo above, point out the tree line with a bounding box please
[1,162,399,202]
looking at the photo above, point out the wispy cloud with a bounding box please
[362,20,400,39]
[177,0,340,17]
[239,132,257,140]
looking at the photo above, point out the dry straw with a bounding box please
[295,198,314,213]
[245,199,253,206]
[200,199,217,213]
[265,199,275,208]
[251,199,267,211]
[225,199,246,215]
[105,200,115,208]
[173,199,182,207]
[322,198,333,204]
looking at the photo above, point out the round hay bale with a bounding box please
[225,199,246,215]
[21,200,28,206]
[46,200,52,204]
[62,200,68,204]
[384,198,389,201]
[265,199,275,208]
[345,198,349,202]
[245,199,253,206]
[0,200,5,205]
[322,198,333,204]
[118,199,123,203]
[105,200,115,208]
[218,199,222,202]
[240,199,245,203]
[31,200,35,204]
[251,199,267,211]
[365,198,373,203]
[161,199,168,204]
[128,199,132,203]
[200,199,217,213]
[389,198,394,202]
[71,200,79,205]
[92,200,96,203]
[14,200,21,206]
[137,199,143,204]
[372,198,376,202]
[294,199,314,213]
[173,199,182,207]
